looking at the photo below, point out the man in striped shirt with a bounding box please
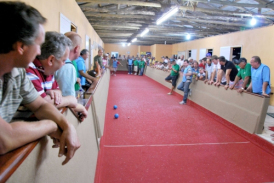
[26,32,77,108]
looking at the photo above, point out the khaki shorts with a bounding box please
[134,66,138,72]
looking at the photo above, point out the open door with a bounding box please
[220,46,231,61]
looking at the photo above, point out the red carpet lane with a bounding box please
[95,72,274,183]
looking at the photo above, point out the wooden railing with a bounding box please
[0,70,110,183]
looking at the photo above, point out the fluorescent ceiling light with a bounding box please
[127,43,131,46]
[250,17,257,26]
[156,6,179,25]
[186,34,191,40]
[140,28,149,37]
[131,38,137,43]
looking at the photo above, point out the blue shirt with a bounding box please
[54,59,76,97]
[113,60,118,68]
[183,65,193,82]
[251,63,271,95]
[75,56,86,86]
[128,59,133,65]
[192,68,199,75]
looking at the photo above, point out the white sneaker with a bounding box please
[128,73,130,74]
[189,89,192,96]
[167,92,172,95]
[179,101,186,105]
[134,73,137,75]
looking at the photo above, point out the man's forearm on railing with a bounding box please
[0,118,58,155]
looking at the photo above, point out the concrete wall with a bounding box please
[145,67,270,134]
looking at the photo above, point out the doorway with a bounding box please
[111,52,119,58]
[231,47,242,60]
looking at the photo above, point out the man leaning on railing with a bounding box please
[0,2,80,165]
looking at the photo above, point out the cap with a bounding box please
[188,57,193,60]
[170,59,175,62]
[206,53,212,57]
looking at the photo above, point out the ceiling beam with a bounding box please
[254,0,274,9]
[182,0,274,9]
[179,6,274,19]
[76,0,162,7]
[83,8,156,15]
[174,17,256,27]
[86,13,156,19]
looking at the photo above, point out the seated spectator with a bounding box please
[217,56,238,89]
[246,56,271,97]
[204,58,213,83]
[165,59,180,95]
[230,57,251,92]
[26,32,78,108]
[196,68,206,81]
[76,49,98,91]
[0,2,80,164]
[177,60,193,105]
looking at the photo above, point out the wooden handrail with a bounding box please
[0,108,68,183]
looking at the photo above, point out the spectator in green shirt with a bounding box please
[133,58,139,75]
[139,58,146,76]
[72,60,81,91]
[165,59,180,95]
[93,49,103,77]
[230,57,251,92]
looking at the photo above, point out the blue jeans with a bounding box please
[139,68,144,75]
[128,65,132,74]
[177,81,191,102]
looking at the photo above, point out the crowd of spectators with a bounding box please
[150,53,271,105]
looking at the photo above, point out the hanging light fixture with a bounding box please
[131,38,137,43]
[140,28,149,37]
[156,6,179,25]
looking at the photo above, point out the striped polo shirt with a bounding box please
[0,68,39,123]
[26,59,59,98]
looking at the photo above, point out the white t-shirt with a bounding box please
[164,59,168,64]
[212,62,226,82]
[176,59,181,66]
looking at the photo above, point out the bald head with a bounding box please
[64,32,81,50]
[64,32,82,60]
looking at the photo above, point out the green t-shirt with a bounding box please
[139,61,145,68]
[134,60,139,66]
[72,60,80,91]
[93,55,103,70]
[237,63,251,87]
[236,65,240,71]
[171,64,180,76]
